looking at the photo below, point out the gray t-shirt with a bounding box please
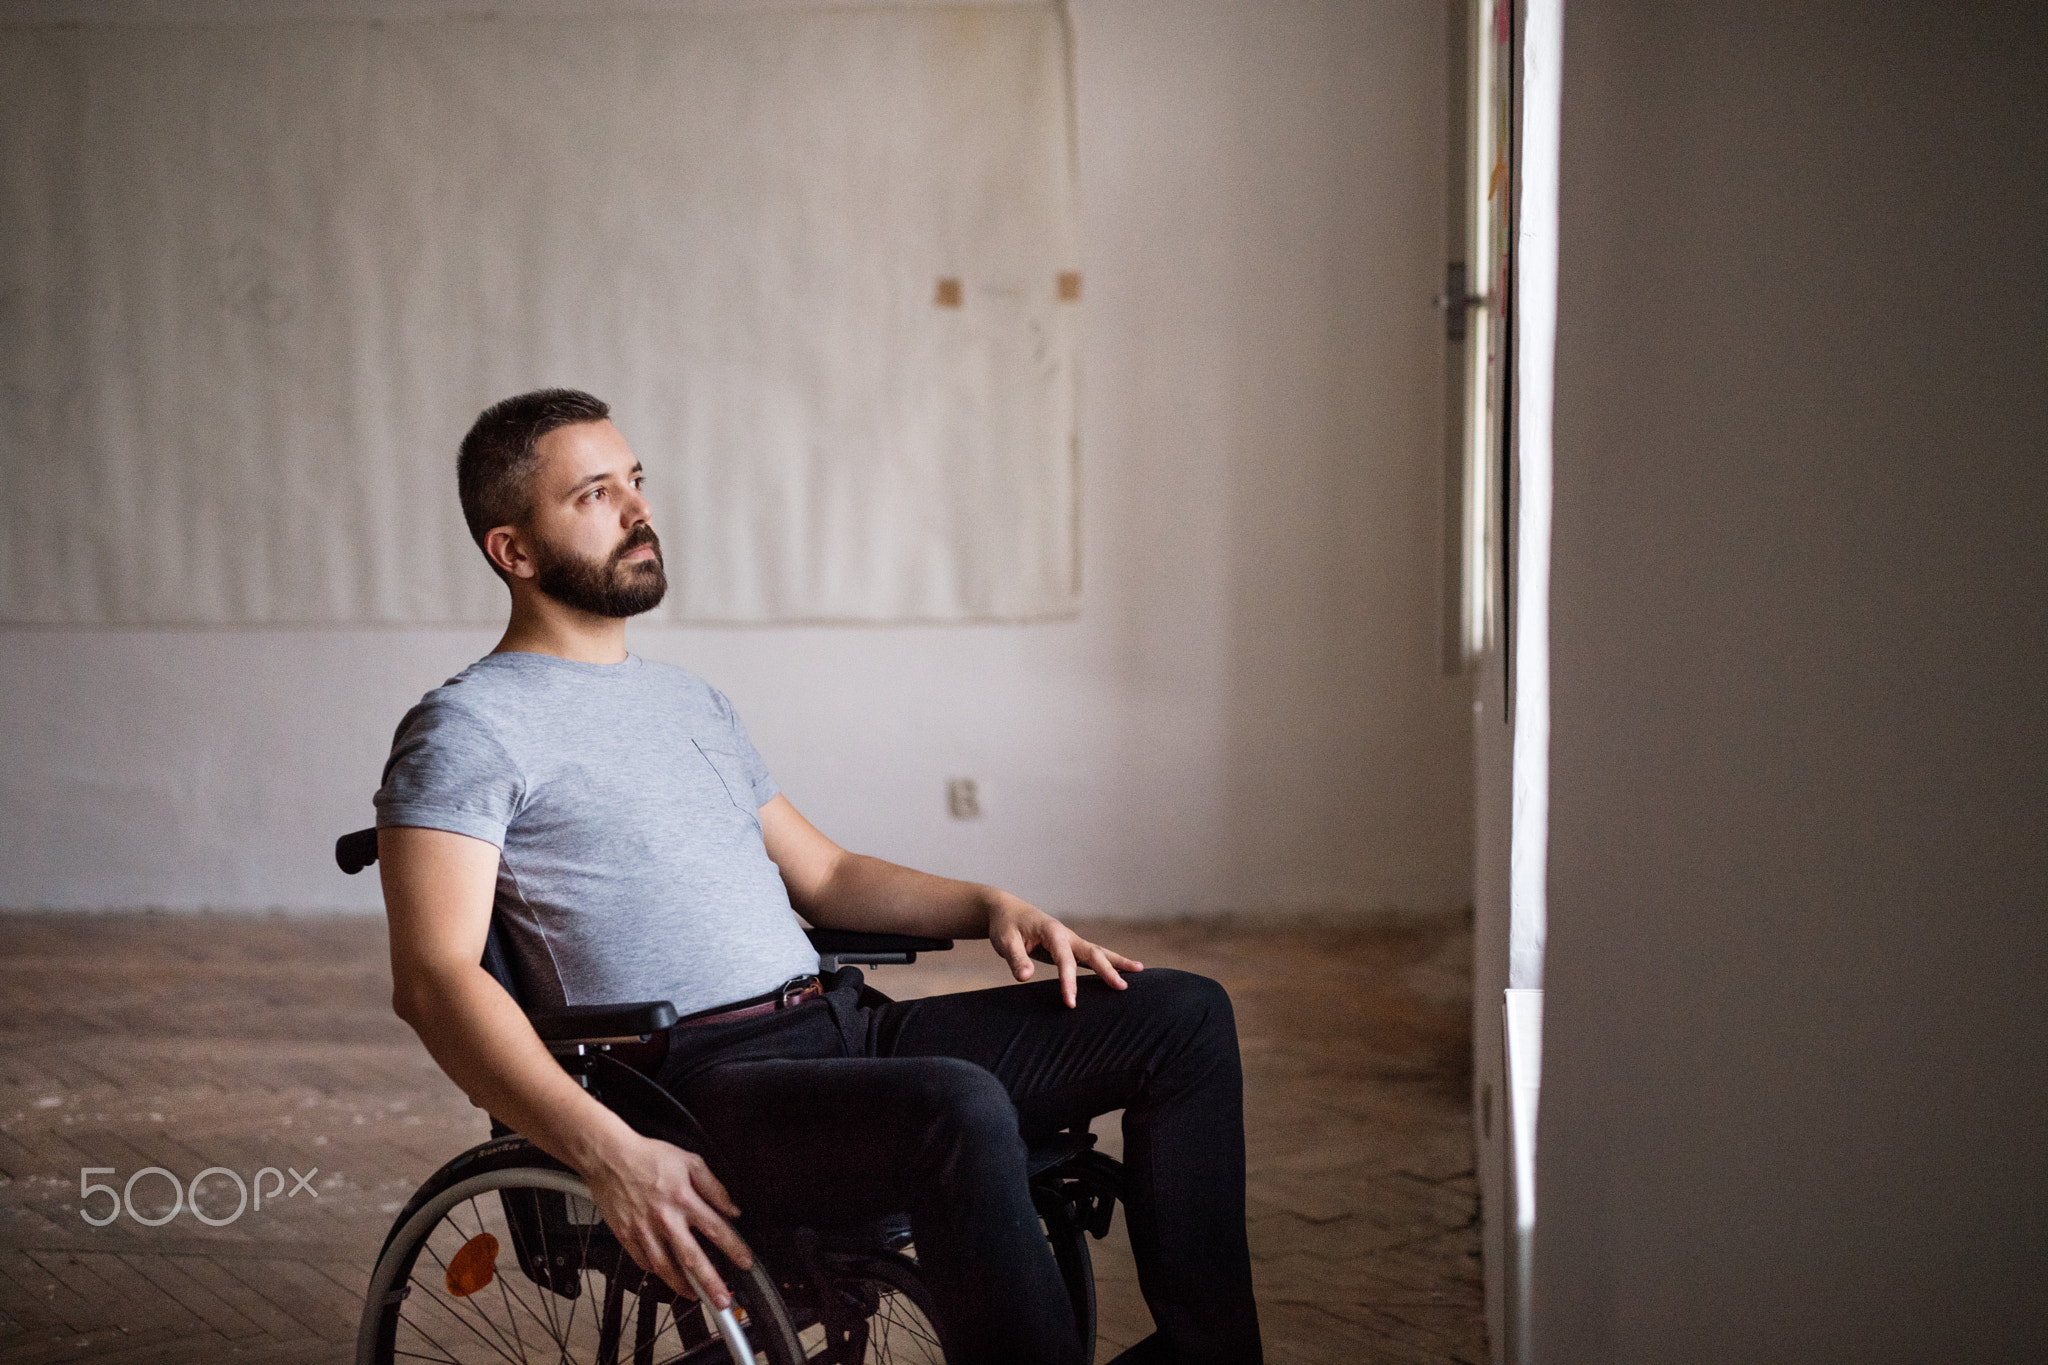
[374,651,820,1015]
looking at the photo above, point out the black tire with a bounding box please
[1032,1148,1118,1365]
[359,1141,803,1365]
[1044,1220,1097,1365]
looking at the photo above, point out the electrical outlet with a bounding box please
[946,778,982,820]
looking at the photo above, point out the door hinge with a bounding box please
[1434,261,1489,341]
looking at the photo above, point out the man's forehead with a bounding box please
[533,419,639,492]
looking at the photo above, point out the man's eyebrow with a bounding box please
[564,464,642,495]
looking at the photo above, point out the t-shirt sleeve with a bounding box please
[711,687,780,808]
[373,694,525,848]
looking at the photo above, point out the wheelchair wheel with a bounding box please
[360,1150,803,1365]
[1030,1146,1119,1365]
[794,1251,946,1364]
[1044,1221,1096,1365]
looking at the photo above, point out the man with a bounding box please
[376,389,1262,1364]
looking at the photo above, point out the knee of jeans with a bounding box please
[1137,967,1236,1037]
[912,1060,1022,1169]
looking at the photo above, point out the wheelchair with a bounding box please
[337,828,1125,1365]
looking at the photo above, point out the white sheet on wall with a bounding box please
[0,3,1079,624]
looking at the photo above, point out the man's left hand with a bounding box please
[988,896,1144,1008]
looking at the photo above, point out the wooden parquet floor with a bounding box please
[0,911,1482,1364]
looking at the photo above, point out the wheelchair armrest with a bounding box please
[527,1001,678,1042]
[806,927,954,971]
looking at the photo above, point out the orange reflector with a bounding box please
[446,1232,500,1297]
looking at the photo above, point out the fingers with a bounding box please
[690,1157,742,1220]
[998,904,1145,1004]
[653,1198,757,1309]
[599,1153,755,1311]
[1037,925,1147,1004]
[1053,936,1079,1007]
[995,926,1036,982]
[1081,942,1130,992]
[663,1218,733,1308]
[630,1216,729,1308]
[691,1199,756,1272]
[677,1155,754,1270]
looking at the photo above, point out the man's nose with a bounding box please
[622,484,652,524]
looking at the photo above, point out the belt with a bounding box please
[675,975,824,1029]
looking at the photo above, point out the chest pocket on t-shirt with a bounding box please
[691,739,757,813]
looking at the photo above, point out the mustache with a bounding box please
[612,522,662,566]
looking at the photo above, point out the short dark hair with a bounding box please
[457,388,611,567]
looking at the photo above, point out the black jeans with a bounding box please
[654,966,1263,1365]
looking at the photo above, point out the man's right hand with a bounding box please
[580,1128,755,1309]
[380,825,756,1309]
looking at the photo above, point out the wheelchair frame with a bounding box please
[337,827,1124,1365]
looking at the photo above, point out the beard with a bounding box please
[531,521,669,618]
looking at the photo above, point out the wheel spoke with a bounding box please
[374,1165,804,1365]
[527,1187,574,1345]
[442,1199,535,1361]
[643,1289,690,1365]
[426,1236,543,1363]
[492,1220,532,1364]
[458,1191,548,1351]
[556,1197,596,1353]
[400,1297,523,1365]
[408,1251,527,1365]
[407,1208,574,1363]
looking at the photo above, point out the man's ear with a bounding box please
[484,525,537,580]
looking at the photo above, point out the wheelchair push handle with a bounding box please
[336,827,379,875]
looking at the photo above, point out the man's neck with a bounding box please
[492,588,631,665]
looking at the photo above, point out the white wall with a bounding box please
[1534,3,2047,1360]
[0,0,1472,918]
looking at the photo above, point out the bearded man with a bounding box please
[374,388,1263,1365]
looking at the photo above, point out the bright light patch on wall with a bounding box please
[1504,3,1560,1361]
[1510,0,1560,997]
[0,4,1079,626]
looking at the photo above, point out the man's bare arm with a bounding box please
[757,795,1142,1007]
[378,825,752,1306]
